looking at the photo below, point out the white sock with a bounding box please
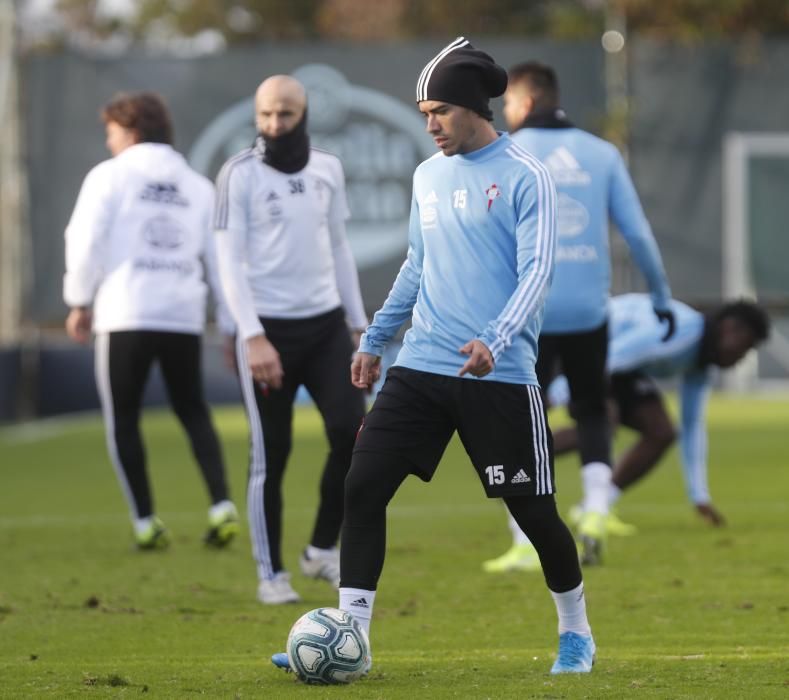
[581,462,612,515]
[339,587,375,637]
[507,510,532,547]
[209,499,236,520]
[133,516,155,537]
[607,482,622,508]
[306,544,337,560]
[550,582,592,636]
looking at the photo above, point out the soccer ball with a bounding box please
[286,607,371,685]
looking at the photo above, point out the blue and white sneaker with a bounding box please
[271,652,291,672]
[550,631,596,674]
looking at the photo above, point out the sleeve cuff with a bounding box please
[477,331,502,362]
[359,334,385,356]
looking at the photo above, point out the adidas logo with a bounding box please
[266,190,280,202]
[511,469,531,484]
[423,190,438,205]
[545,146,581,171]
[350,597,369,608]
[544,146,591,185]
[139,181,188,206]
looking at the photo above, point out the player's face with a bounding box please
[715,317,757,368]
[104,120,137,156]
[502,85,532,132]
[256,95,304,138]
[419,100,483,156]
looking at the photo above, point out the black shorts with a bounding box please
[354,366,555,498]
[610,370,662,427]
[536,321,608,410]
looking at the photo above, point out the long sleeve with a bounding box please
[63,163,116,307]
[609,153,671,311]
[201,194,235,335]
[359,191,423,355]
[478,155,556,362]
[679,371,712,505]
[214,159,263,340]
[327,162,367,331]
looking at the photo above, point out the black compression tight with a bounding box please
[339,450,582,594]
[503,495,582,593]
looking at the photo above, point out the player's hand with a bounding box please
[350,331,375,394]
[654,307,676,342]
[351,352,381,390]
[222,335,237,373]
[458,339,494,378]
[65,307,92,345]
[695,502,726,527]
[246,334,283,390]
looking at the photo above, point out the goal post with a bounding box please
[723,132,789,392]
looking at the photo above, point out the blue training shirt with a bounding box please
[360,134,556,385]
[511,127,671,333]
[607,293,711,504]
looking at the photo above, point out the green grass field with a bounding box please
[1,395,788,698]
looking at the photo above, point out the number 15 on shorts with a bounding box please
[485,464,505,485]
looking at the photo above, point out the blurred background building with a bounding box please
[2,0,789,420]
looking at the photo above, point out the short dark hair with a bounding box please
[508,62,560,111]
[715,300,770,343]
[101,92,174,145]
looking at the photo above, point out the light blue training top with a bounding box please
[360,134,556,385]
[511,127,671,333]
[548,293,713,504]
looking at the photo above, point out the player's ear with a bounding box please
[523,94,535,118]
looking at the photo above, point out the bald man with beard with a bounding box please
[214,75,368,604]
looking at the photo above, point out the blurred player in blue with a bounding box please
[486,293,770,572]
[273,37,596,675]
[488,61,674,567]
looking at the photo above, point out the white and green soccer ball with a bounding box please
[286,607,371,685]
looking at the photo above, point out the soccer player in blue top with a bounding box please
[272,37,596,675]
[485,294,770,571]
[488,61,675,567]
[559,294,769,525]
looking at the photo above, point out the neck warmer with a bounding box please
[518,108,574,130]
[253,110,310,174]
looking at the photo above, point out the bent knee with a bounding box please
[344,460,377,508]
[648,422,677,449]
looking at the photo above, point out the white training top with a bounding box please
[63,142,232,335]
[213,147,367,341]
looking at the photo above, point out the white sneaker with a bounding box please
[257,571,301,605]
[299,547,340,588]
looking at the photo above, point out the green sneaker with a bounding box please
[606,509,637,536]
[482,543,541,573]
[578,512,606,566]
[567,503,583,529]
[569,504,637,537]
[135,516,170,550]
[204,501,240,548]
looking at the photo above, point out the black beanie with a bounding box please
[416,36,508,121]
